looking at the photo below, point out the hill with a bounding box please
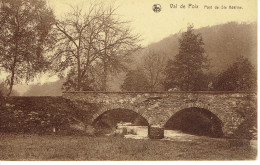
[109,22,257,91]
[135,22,257,73]
[21,22,257,94]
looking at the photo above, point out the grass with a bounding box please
[0,133,257,160]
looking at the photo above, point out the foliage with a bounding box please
[232,93,257,140]
[213,56,256,91]
[212,59,259,141]
[121,70,150,91]
[0,0,55,96]
[164,25,208,91]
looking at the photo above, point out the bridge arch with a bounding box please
[91,105,150,127]
[164,107,224,137]
[175,102,226,124]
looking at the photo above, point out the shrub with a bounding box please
[233,119,257,140]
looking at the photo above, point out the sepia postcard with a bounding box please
[0,0,258,162]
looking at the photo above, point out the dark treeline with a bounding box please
[122,22,256,92]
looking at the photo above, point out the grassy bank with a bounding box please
[0,133,256,160]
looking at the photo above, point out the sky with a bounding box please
[0,0,257,95]
[48,0,257,46]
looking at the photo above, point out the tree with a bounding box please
[214,56,256,91]
[0,0,55,96]
[213,56,257,139]
[0,82,18,96]
[142,49,166,91]
[52,4,104,91]
[121,69,149,91]
[52,4,140,91]
[62,65,103,91]
[164,25,208,91]
[97,7,140,91]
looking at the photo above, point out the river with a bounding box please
[110,124,257,151]
[114,125,200,141]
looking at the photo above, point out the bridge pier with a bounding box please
[148,125,164,139]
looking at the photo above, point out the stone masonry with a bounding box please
[63,91,257,139]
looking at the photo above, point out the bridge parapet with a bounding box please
[63,91,256,103]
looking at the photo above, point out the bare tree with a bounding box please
[0,0,55,96]
[52,4,105,91]
[142,49,166,91]
[52,4,141,91]
[97,7,141,91]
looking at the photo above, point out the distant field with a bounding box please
[0,133,256,160]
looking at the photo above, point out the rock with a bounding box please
[85,125,95,135]
[70,122,85,131]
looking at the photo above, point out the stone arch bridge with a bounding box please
[63,91,256,139]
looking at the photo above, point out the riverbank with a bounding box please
[0,133,256,160]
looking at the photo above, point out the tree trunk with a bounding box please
[7,71,15,97]
[7,54,17,97]
[77,49,81,91]
[77,65,81,91]
[102,62,107,91]
[7,27,18,97]
[103,33,108,91]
